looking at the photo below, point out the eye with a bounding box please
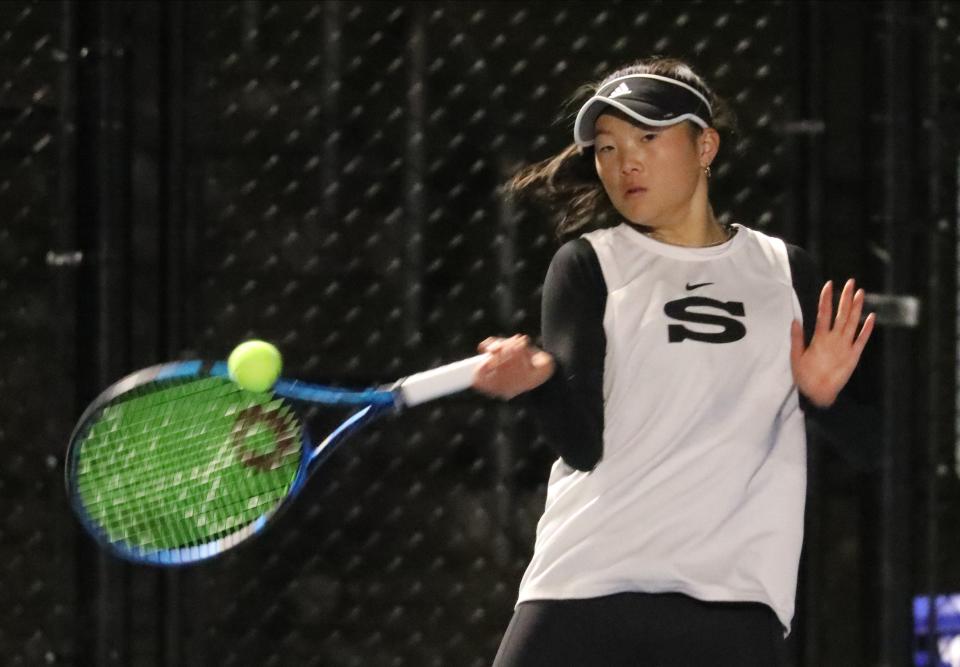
[643,133,658,141]
[596,144,614,154]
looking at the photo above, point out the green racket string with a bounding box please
[74,376,303,552]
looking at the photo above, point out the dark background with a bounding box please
[1,0,959,665]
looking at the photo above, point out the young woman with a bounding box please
[473,57,875,666]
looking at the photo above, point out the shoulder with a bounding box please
[735,223,789,255]
[783,242,820,287]
[784,241,815,266]
[578,225,620,255]
[735,225,816,282]
[548,237,604,278]
[544,237,607,295]
[738,225,810,262]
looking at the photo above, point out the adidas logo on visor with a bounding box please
[608,82,631,98]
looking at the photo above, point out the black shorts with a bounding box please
[492,591,786,667]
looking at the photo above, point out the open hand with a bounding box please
[790,278,876,408]
[472,335,555,400]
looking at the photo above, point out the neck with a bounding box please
[644,218,728,247]
[633,176,730,247]
[640,204,730,248]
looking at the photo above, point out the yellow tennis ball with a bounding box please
[228,340,282,392]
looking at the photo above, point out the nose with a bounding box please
[619,146,645,174]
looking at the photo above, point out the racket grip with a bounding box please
[398,354,490,407]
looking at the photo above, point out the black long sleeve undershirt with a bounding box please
[786,243,882,470]
[521,239,607,471]
[515,235,879,472]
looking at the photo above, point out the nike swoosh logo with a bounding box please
[685,282,714,291]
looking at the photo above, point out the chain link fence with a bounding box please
[0,1,77,665]
[177,5,792,665]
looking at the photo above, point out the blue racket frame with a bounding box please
[66,360,402,566]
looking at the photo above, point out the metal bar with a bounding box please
[803,0,825,264]
[93,2,131,664]
[922,10,944,662]
[800,2,825,664]
[57,2,79,274]
[95,2,117,660]
[863,294,921,328]
[493,156,517,566]
[161,0,185,357]
[322,1,341,245]
[405,3,426,347]
[56,3,86,665]
[159,3,186,663]
[953,0,960,498]
[878,2,914,665]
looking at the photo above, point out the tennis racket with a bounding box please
[65,354,488,566]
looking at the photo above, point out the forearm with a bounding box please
[520,361,604,471]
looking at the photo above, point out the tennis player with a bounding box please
[473,56,875,666]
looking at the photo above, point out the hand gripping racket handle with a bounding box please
[397,353,489,407]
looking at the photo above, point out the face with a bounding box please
[593,111,718,230]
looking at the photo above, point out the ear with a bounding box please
[698,127,720,167]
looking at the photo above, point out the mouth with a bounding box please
[625,187,648,197]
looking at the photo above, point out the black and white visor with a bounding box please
[573,73,713,147]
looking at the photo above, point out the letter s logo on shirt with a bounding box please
[663,296,747,343]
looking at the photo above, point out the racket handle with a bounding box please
[398,354,490,407]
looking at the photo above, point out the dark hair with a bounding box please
[507,56,738,243]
